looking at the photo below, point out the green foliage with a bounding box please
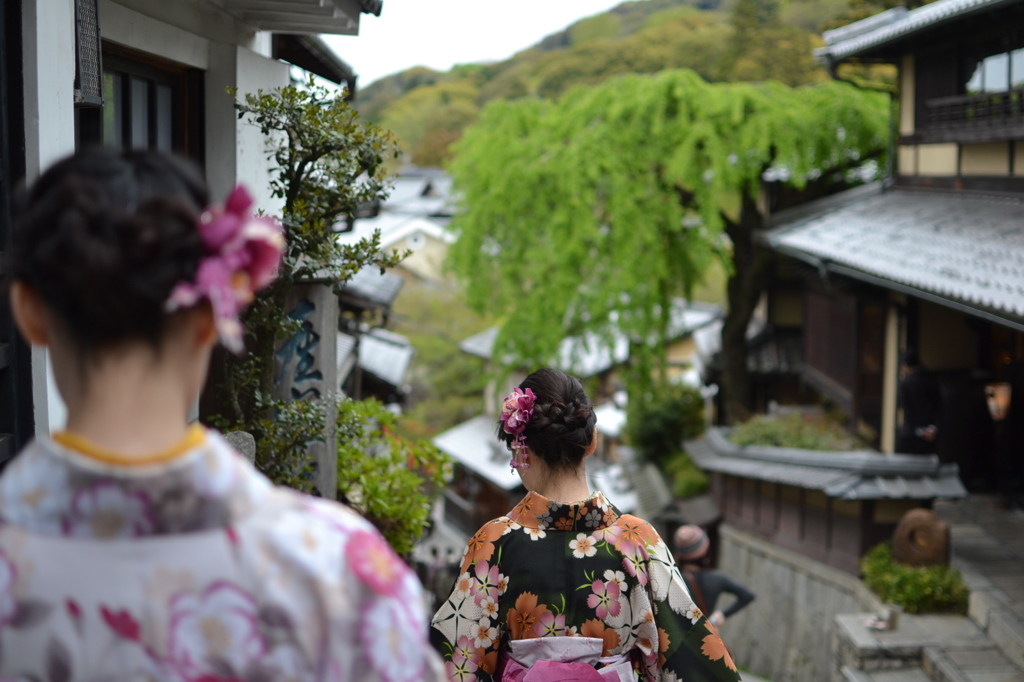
[207,74,450,558]
[252,396,449,556]
[730,412,860,450]
[356,66,447,122]
[390,281,492,439]
[335,398,450,556]
[860,543,969,615]
[210,76,402,430]
[354,0,837,166]
[379,81,480,166]
[627,383,706,466]
[826,0,936,30]
[662,450,711,498]
[569,14,623,45]
[446,70,888,393]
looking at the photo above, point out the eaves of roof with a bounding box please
[272,34,355,88]
[687,429,967,500]
[817,0,1020,62]
[762,187,1024,333]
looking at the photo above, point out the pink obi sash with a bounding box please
[497,637,635,682]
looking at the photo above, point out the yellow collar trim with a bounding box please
[52,425,206,467]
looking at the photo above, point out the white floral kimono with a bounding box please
[0,427,444,681]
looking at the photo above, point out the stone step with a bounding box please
[923,646,1024,682]
[989,609,1024,671]
[842,664,933,682]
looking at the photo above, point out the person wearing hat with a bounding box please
[674,525,756,628]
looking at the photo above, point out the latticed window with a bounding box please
[76,44,204,162]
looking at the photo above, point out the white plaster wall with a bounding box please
[204,44,288,217]
[99,1,209,68]
[234,47,289,216]
[899,55,915,136]
[22,0,77,434]
[917,144,959,176]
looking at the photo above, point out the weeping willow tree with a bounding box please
[446,69,889,421]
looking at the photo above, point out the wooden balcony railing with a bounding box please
[921,89,1024,143]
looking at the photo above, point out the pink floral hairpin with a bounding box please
[165,185,284,354]
[500,387,536,471]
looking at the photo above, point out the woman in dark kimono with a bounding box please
[431,368,741,682]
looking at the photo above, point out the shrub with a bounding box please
[626,383,705,467]
[860,542,969,615]
[255,395,449,556]
[729,412,856,451]
[662,450,710,498]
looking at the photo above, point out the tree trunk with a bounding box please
[720,195,773,424]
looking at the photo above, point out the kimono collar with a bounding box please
[507,490,620,533]
[0,429,271,539]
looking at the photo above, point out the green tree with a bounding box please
[203,79,449,555]
[205,77,401,430]
[446,69,888,420]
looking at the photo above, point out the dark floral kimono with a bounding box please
[430,491,741,682]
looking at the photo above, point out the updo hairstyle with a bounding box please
[498,368,597,473]
[11,149,208,354]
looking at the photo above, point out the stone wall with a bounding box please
[715,525,884,682]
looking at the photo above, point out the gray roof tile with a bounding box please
[688,430,967,500]
[817,0,1018,61]
[342,266,404,308]
[767,190,1024,320]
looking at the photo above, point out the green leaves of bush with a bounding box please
[730,413,857,450]
[254,396,450,556]
[626,383,709,498]
[860,542,968,615]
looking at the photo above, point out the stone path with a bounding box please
[933,495,1024,679]
[834,496,1024,682]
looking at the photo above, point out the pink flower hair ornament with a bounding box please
[165,185,284,354]
[500,387,536,471]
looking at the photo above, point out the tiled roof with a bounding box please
[766,189,1024,321]
[688,429,967,500]
[817,0,1018,61]
[337,214,454,252]
[337,328,413,389]
[358,328,413,388]
[341,266,404,308]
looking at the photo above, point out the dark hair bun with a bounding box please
[11,149,209,352]
[497,368,597,472]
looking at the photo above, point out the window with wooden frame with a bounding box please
[76,43,204,164]
[913,25,1024,144]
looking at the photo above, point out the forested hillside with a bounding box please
[355,0,885,166]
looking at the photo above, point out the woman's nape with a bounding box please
[517,431,596,504]
[12,284,217,458]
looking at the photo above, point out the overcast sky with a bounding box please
[323,0,626,87]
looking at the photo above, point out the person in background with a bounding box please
[431,368,741,682]
[897,348,939,455]
[674,525,755,629]
[2,148,442,680]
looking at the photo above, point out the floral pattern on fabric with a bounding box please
[431,491,741,682]
[0,431,444,681]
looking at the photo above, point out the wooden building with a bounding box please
[757,0,1024,496]
[689,428,966,574]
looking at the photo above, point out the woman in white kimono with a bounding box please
[1,148,442,681]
